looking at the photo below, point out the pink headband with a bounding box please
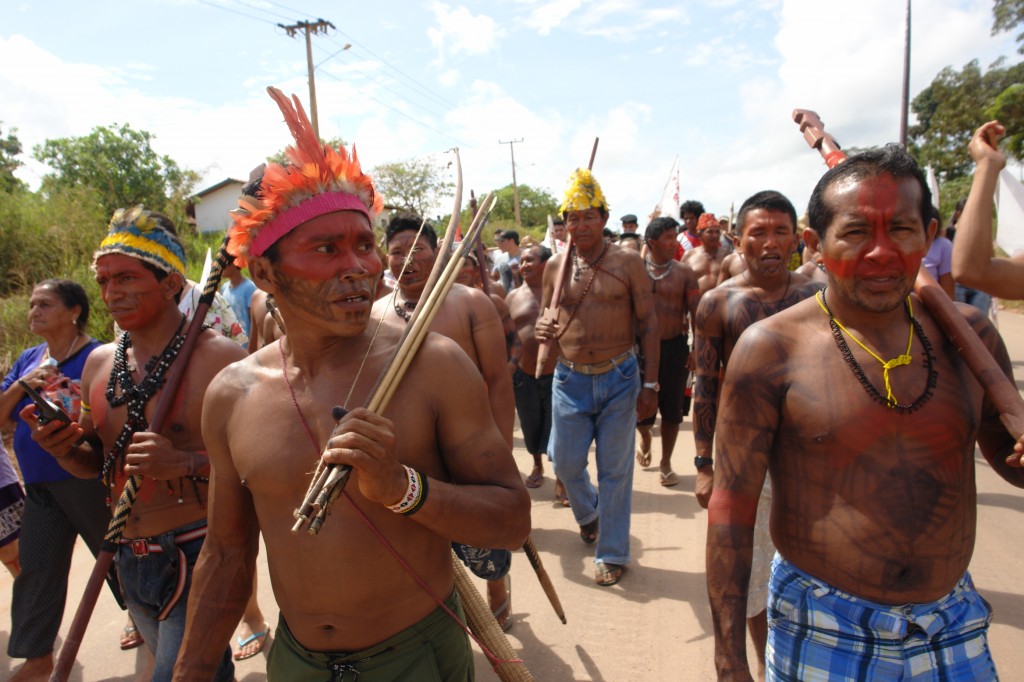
[249,191,371,257]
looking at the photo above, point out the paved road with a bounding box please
[4,311,1024,680]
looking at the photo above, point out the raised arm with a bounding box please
[173,366,261,680]
[706,325,779,682]
[952,121,1024,298]
[693,292,725,508]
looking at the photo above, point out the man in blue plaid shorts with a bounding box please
[706,145,1024,681]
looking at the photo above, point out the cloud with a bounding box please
[522,0,585,36]
[427,3,503,58]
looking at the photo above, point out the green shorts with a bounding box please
[266,590,473,681]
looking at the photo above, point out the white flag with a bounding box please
[649,157,680,224]
[996,169,1024,257]
[926,165,940,210]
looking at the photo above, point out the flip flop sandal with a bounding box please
[120,624,145,651]
[595,561,624,587]
[636,444,652,468]
[490,574,513,632]
[580,518,599,544]
[233,622,270,661]
[660,470,679,487]
[525,470,543,488]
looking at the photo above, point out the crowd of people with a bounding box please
[1,102,1023,682]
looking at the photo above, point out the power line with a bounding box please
[313,41,454,123]
[317,69,467,148]
[195,0,277,25]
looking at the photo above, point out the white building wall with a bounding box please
[195,183,243,233]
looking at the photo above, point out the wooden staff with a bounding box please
[535,137,599,377]
[791,109,1024,443]
[51,239,232,682]
[523,537,566,624]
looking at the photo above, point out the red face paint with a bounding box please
[269,211,381,325]
[821,174,929,312]
[95,254,173,331]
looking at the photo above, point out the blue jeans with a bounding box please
[956,283,992,316]
[115,519,233,682]
[549,353,640,566]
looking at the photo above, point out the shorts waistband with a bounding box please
[120,523,207,557]
[558,350,633,375]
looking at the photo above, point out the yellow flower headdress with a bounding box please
[559,168,609,215]
[228,87,384,261]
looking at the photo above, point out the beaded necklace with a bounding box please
[392,290,418,323]
[816,288,937,412]
[102,316,205,503]
[556,244,611,341]
[572,241,609,282]
[644,255,673,282]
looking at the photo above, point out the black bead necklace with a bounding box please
[101,316,203,502]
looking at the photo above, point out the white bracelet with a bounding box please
[385,465,428,515]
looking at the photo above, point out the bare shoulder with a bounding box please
[191,329,248,380]
[736,297,818,353]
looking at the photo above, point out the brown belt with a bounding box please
[558,350,633,376]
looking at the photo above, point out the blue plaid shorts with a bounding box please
[767,555,998,681]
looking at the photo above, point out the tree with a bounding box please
[372,156,454,216]
[489,183,560,228]
[993,0,1024,53]
[910,58,1024,181]
[0,123,25,193]
[33,123,200,216]
[266,136,347,165]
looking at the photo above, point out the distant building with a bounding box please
[188,178,245,234]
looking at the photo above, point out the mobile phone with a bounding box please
[18,379,73,427]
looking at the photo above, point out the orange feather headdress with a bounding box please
[228,87,384,261]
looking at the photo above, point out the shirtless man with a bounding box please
[456,251,521,366]
[692,190,821,680]
[535,168,659,587]
[505,244,560,494]
[375,212,518,630]
[716,251,747,287]
[26,207,245,681]
[684,212,729,298]
[173,100,530,679]
[635,217,700,487]
[706,146,1024,681]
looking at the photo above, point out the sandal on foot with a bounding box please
[554,482,570,507]
[120,624,145,651]
[233,622,270,661]
[636,444,652,468]
[580,518,599,544]
[660,470,679,487]
[525,469,543,489]
[490,574,513,632]
[595,561,624,587]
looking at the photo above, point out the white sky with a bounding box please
[1,0,1018,225]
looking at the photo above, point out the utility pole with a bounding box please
[899,0,911,150]
[499,138,524,228]
[279,18,335,139]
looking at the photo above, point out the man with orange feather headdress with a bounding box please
[172,88,529,680]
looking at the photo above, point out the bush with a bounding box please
[0,189,230,378]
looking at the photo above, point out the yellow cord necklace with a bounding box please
[816,288,936,411]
